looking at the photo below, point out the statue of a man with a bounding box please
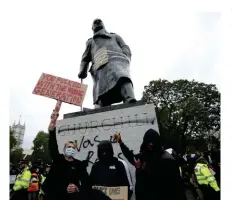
[78,19,136,107]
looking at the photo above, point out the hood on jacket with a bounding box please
[195,156,208,165]
[140,129,163,154]
[97,140,114,162]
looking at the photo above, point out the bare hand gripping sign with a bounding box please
[33,73,87,106]
[56,104,159,172]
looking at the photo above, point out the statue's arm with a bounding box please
[78,39,92,79]
[116,34,132,60]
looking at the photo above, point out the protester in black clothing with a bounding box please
[90,140,133,199]
[204,147,220,186]
[43,164,51,177]
[10,163,19,193]
[114,129,185,200]
[42,112,90,200]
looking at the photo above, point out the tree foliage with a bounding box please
[10,128,17,151]
[10,148,23,165]
[142,79,220,152]
[10,127,24,165]
[31,131,51,164]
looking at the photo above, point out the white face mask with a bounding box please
[65,147,76,157]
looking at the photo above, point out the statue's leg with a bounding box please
[120,82,137,103]
[95,97,111,108]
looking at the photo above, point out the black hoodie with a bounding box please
[43,129,90,200]
[90,140,133,199]
[119,129,185,200]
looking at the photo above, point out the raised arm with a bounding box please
[79,161,91,191]
[114,133,136,166]
[48,111,60,161]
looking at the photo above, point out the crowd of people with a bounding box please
[10,112,220,200]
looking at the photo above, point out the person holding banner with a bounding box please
[114,129,185,200]
[42,112,90,200]
[90,140,133,200]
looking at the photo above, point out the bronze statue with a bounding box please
[78,19,136,107]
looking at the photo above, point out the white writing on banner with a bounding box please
[56,104,159,173]
[93,186,128,200]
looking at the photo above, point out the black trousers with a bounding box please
[11,189,28,200]
[199,185,220,200]
[28,192,39,200]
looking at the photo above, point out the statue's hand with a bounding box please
[78,72,87,79]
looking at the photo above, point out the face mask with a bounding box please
[65,147,76,157]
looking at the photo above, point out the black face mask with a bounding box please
[97,141,114,163]
[140,129,162,157]
[98,152,113,162]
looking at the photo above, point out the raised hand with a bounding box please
[113,132,122,144]
[48,109,59,131]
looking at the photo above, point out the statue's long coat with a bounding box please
[79,29,133,104]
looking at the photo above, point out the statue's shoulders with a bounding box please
[86,38,93,46]
[110,33,120,39]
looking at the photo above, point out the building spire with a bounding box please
[18,115,21,125]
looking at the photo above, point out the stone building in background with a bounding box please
[11,119,25,148]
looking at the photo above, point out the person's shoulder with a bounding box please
[117,158,127,166]
[73,158,83,165]
[92,160,101,167]
[110,32,120,38]
[90,160,101,171]
[54,154,66,163]
[114,158,127,169]
[162,151,175,160]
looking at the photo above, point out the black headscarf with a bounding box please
[140,129,163,162]
[97,140,114,163]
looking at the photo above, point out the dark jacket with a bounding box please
[79,28,133,104]
[42,129,90,200]
[119,129,185,200]
[10,166,19,190]
[90,141,133,199]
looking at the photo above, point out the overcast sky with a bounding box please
[7,1,223,149]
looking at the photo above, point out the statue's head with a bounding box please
[92,18,105,33]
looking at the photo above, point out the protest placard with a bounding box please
[33,73,87,106]
[93,186,128,200]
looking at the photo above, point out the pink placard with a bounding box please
[33,73,87,106]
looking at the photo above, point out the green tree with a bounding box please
[10,127,24,165]
[142,79,220,152]
[31,131,51,164]
[10,148,23,165]
[10,128,17,151]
